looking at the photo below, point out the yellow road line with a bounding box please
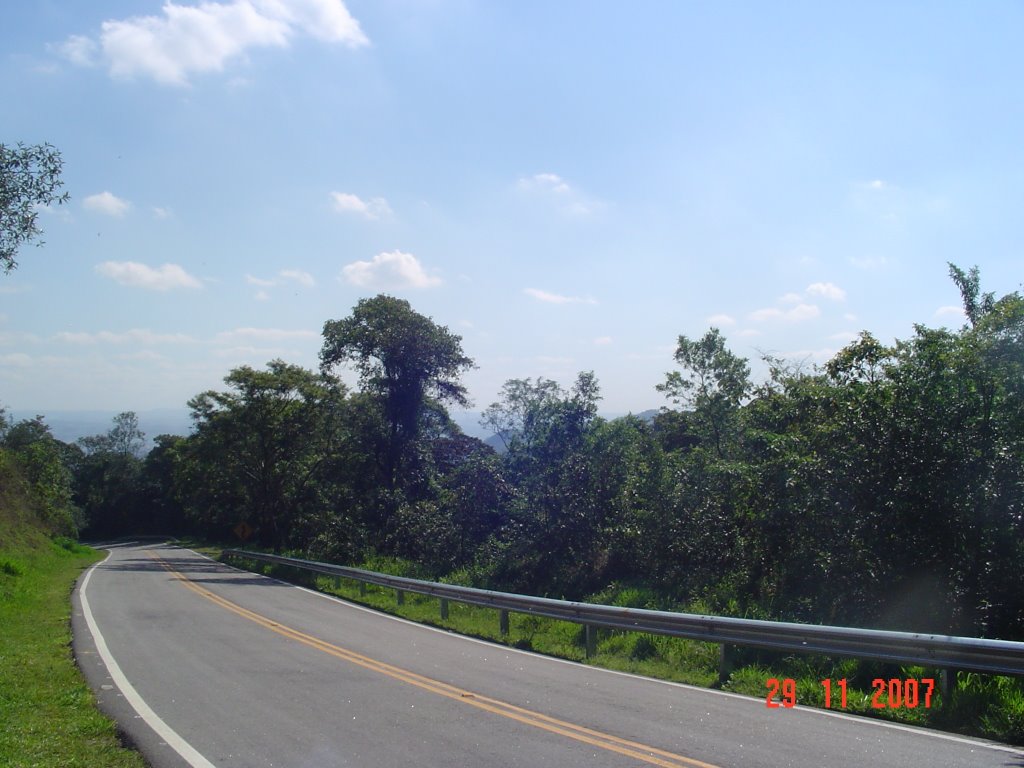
[147,550,721,768]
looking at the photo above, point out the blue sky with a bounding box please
[2,1,1022,421]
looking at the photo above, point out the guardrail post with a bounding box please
[718,644,734,684]
[499,609,510,636]
[397,589,405,606]
[440,598,449,620]
[333,576,341,590]
[940,668,957,704]
[359,581,367,596]
[585,625,597,658]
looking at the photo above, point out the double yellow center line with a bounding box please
[148,550,721,768]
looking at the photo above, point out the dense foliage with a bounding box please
[9,271,1024,640]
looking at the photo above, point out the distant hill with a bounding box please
[13,407,662,453]
[456,409,661,456]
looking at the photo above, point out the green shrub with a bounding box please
[0,557,25,577]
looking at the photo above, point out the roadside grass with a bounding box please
[221,551,1024,746]
[0,536,147,768]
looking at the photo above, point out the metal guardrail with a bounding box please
[222,549,1024,683]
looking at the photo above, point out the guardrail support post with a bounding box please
[940,668,957,704]
[500,609,510,636]
[440,598,449,620]
[359,581,367,597]
[333,576,341,590]
[585,625,597,659]
[397,589,405,606]
[718,644,734,684]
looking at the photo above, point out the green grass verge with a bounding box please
[223,551,1024,746]
[0,536,147,768]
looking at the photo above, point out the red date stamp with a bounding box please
[765,677,935,709]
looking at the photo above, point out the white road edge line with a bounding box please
[80,550,218,768]
[183,545,1024,757]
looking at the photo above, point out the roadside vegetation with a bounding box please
[0,450,145,768]
[3,264,1023,749]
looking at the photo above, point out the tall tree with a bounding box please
[0,142,70,273]
[320,295,474,486]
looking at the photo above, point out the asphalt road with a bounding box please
[72,543,1024,768]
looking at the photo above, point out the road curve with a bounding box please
[72,543,1023,768]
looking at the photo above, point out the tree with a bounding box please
[481,372,606,595]
[657,328,751,458]
[180,361,349,550]
[78,411,146,458]
[2,415,80,535]
[75,412,147,536]
[320,295,474,484]
[1,142,70,273]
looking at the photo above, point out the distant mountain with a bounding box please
[633,409,659,423]
[12,407,661,452]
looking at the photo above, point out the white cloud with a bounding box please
[83,191,131,217]
[245,269,315,299]
[517,172,598,216]
[53,34,98,67]
[279,269,315,286]
[330,192,392,220]
[779,293,803,305]
[96,261,203,290]
[152,206,173,219]
[259,0,368,42]
[524,288,597,305]
[60,0,368,87]
[214,327,317,344]
[593,336,613,345]
[806,282,846,301]
[54,329,195,345]
[519,173,571,195]
[246,269,315,297]
[707,314,736,327]
[749,303,820,323]
[341,251,441,289]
